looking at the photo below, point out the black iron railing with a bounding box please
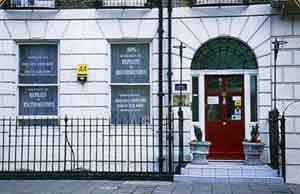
[2,0,155,9]
[0,116,184,180]
[268,109,287,183]
[1,0,270,9]
[4,0,56,8]
[269,109,280,171]
[189,0,270,6]
[97,0,154,8]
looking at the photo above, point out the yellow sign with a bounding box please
[234,100,241,107]
[76,64,88,82]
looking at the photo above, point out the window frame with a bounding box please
[17,42,59,119]
[109,41,152,125]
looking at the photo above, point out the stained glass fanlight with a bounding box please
[191,37,258,70]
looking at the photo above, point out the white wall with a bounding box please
[270,14,300,184]
[0,5,299,183]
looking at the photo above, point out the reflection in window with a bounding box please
[227,76,243,92]
[207,77,222,93]
[207,104,220,122]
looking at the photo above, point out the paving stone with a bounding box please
[191,184,212,194]
[269,185,292,194]
[0,181,299,194]
[231,184,252,194]
[153,185,175,193]
[249,183,271,193]
[172,185,193,194]
[287,184,300,194]
[133,186,156,194]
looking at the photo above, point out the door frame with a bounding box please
[191,69,258,146]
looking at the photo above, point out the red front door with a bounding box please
[205,75,245,160]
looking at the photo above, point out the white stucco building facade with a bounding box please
[0,1,300,183]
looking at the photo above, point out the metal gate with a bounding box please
[0,116,183,180]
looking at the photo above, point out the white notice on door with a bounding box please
[232,96,241,101]
[207,96,219,104]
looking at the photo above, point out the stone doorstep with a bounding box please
[183,163,278,171]
[181,169,277,177]
[181,165,278,177]
[184,162,273,169]
[176,162,282,184]
[174,175,284,184]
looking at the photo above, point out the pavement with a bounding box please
[0,180,299,194]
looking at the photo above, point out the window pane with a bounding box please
[192,77,198,94]
[192,77,199,121]
[207,96,221,122]
[19,86,58,116]
[192,96,199,122]
[111,86,150,124]
[191,37,257,70]
[207,104,221,122]
[250,75,257,121]
[111,44,149,83]
[19,44,57,84]
[207,77,222,93]
[227,76,243,92]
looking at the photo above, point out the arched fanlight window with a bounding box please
[191,37,257,70]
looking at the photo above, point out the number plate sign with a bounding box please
[175,83,187,91]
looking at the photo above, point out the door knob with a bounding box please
[222,121,227,126]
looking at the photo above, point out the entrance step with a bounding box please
[174,162,283,184]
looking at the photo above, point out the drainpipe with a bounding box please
[158,0,164,173]
[167,0,173,174]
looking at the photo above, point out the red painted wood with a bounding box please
[205,75,245,160]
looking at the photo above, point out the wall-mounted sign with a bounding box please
[233,96,242,107]
[111,86,150,124]
[19,44,57,84]
[175,83,187,91]
[173,95,189,106]
[234,100,241,107]
[19,86,58,116]
[111,44,149,83]
[76,64,88,82]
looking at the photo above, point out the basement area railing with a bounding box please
[189,0,270,6]
[1,0,155,9]
[3,0,55,8]
[1,0,270,9]
[0,116,185,180]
